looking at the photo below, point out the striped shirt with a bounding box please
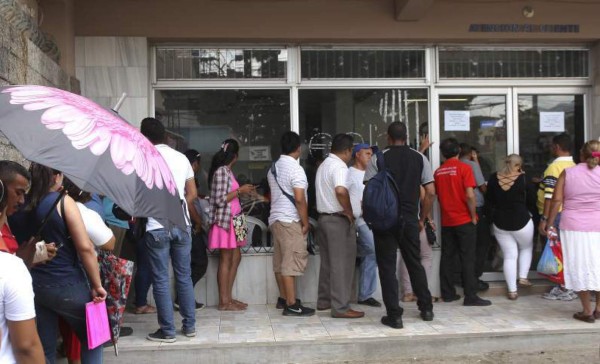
[316,153,349,214]
[536,156,575,214]
[267,155,308,226]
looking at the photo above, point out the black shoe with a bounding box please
[276,297,300,309]
[381,316,403,329]
[463,296,492,306]
[174,300,205,311]
[120,326,133,337]
[442,294,461,303]
[420,310,434,321]
[477,280,490,292]
[146,329,176,343]
[357,297,382,307]
[282,303,315,316]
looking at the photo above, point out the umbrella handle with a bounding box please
[112,93,128,113]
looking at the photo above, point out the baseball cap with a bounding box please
[352,143,378,158]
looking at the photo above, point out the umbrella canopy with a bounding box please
[98,251,133,356]
[0,85,185,229]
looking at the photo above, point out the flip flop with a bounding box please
[573,312,595,323]
[232,299,248,308]
[218,303,245,311]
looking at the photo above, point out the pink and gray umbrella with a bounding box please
[0,85,185,229]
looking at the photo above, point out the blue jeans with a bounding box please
[135,235,153,307]
[34,281,103,364]
[357,224,377,301]
[145,226,196,336]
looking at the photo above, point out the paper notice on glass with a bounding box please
[444,110,470,131]
[539,112,565,132]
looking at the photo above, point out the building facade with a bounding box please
[4,0,600,304]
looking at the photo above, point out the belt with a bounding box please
[319,212,346,218]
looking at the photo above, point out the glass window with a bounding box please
[301,50,426,79]
[439,49,589,79]
[518,94,585,180]
[298,88,429,217]
[154,89,290,252]
[438,95,507,179]
[156,48,287,80]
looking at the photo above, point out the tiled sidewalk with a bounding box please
[114,295,599,349]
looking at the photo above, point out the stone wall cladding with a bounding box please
[0,14,80,161]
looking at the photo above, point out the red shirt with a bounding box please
[434,158,476,227]
[0,224,19,254]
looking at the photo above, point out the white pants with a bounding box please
[493,219,534,292]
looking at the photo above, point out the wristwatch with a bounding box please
[540,215,548,222]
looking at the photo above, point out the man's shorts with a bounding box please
[271,221,308,276]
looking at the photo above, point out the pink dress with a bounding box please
[208,174,247,249]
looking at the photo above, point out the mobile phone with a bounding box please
[54,242,64,250]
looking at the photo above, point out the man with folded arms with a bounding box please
[315,134,364,319]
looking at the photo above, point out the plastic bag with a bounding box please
[537,238,564,285]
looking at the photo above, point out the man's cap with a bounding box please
[352,143,378,157]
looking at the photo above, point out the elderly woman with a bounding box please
[486,154,536,300]
[546,140,600,323]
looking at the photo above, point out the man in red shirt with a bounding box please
[434,139,491,306]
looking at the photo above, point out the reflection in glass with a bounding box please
[155,89,290,251]
[439,95,507,179]
[298,89,429,217]
[518,95,585,179]
[156,48,287,80]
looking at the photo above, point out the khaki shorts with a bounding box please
[271,221,308,276]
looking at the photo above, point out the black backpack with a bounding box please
[362,150,401,232]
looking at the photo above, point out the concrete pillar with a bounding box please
[592,41,600,140]
[39,0,75,76]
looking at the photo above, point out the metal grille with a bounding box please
[155,48,287,80]
[439,49,589,79]
[300,49,426,79]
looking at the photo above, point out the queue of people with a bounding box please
[2,118,600,363]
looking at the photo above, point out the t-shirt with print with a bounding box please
[267,155,308,226]
[536,156,575,215]
[146,144,195,231]
[0,252,36,364]
[434,158,476,227]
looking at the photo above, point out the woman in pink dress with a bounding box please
[208,139,255,311]
[546,140,600,323]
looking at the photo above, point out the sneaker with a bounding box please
[477,280,490,292]
[182,328,196,338]
[120,326,133,337]
[146,329,176,343]
[357,297,382,307]
[282,303,315,316]
[463,296,492,306]
[542,286,563,300]
[276,297,300,310]
[557,289,576,301]
[174,301,205,311]
[381,316,403,329]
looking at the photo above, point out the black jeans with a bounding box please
[374,220,433,318]
[191,229,208,287]
[475,206,492,278]
[441,222,478,300]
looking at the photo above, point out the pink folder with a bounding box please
[85,301,111,350]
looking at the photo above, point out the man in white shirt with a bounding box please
[348,144,382,308]
[140,118,202,343]
[267,132,314,316]
[315,134,364,319]
[0,252,45,363]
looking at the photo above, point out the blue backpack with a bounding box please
[362,150,401,232]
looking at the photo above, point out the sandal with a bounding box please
[134,305,157,314]
[594,310,600,319]
[402,293,417,302]
[517,278,532,287]
[507,292,518,300]
[232,299,248,308]
[573,312,595,323]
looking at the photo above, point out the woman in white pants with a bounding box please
[486,154,536,300]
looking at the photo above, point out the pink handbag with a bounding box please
[85,300,111,349]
